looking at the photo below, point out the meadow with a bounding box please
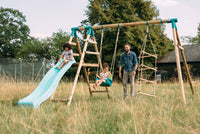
[0,77,200,134]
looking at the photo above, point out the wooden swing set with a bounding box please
[51,18,194,106]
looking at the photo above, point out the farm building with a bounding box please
[157,44,200,81]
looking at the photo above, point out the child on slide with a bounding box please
[56,43,73,70]
[93,63,111,90]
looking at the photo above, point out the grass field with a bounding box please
[0,78,200,134]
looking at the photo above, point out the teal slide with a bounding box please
[18,58,76,108]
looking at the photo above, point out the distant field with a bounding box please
[0,78,199,134]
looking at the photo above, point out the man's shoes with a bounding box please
[123,96,128,100]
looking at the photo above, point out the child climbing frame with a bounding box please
[137,24,157,97]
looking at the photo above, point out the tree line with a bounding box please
[1,0,199,65]
[0,7,71,61]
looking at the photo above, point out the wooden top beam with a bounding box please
[72,18,177,31]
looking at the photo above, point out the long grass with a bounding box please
[0,78,200,134]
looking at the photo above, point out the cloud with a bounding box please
[152,0,179,7]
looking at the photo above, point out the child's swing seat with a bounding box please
[94,24,120,88]
[95,77,113,87]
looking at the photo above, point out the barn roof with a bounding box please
[158,44,200,63]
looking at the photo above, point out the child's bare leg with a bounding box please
[59,62,65,68]
[60,61,69,68]
[56,61,68,69]
[97,80,103,86]
[56,62,65,69]
[93,84,96,90]
[93,80,100,90]
[102,80,106,82]
[97,79,106,86]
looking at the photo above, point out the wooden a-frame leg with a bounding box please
[176,30,194,95]
[75,38,93,96]
[172,27,186,104]
[68,36,73,43]
[67,34,90,106]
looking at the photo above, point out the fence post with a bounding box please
[43,59,45,77]
[20,58,22,82]
[32,62,34,82]
[15,64,16,82]
[0,65,1,78]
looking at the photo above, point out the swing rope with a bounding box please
[110,24,120,79]
[97,24,120,80]
[97,25,104,74]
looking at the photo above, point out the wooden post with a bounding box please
[67,34,90,106]
[77,19,170,31]
[175,30,194,95]
[137,92,156,97]
[68,36,73,43]
[172,27,186,104]
[75,38,93,96]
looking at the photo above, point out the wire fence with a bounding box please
[0,58,55,82]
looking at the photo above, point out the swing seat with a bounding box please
[95,77,113,87]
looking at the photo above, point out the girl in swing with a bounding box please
[93,63,111,90]
[56,43,73,70]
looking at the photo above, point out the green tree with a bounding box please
[81,0,173,68]
[17,29,78,78]
[17,29,72,61]
[0,7,30,58]
[182,23,200,44]
[49,29,72,60]
[17,38,52,60]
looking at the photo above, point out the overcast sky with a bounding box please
[1,0,200,42]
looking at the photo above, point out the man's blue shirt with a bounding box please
[119,51,138,72]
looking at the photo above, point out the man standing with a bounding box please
[119,43,138,99]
